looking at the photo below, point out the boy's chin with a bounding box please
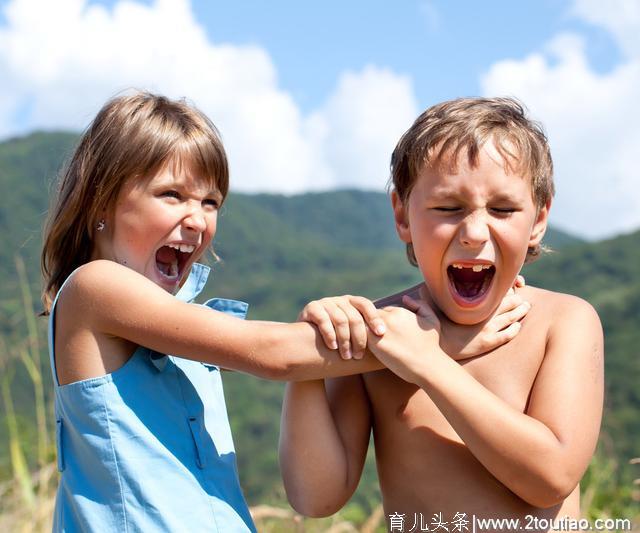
[438,297,498,326]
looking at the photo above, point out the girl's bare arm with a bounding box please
[59,260,383,381]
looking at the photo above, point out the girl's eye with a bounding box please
[203,198,219,209]
[162,190,181,199]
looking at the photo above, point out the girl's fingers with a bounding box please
[494,292,523,315]
[348,296,386,336]
[493,320,522,346]
[491,302,531,331]
[402,294,437,321]
[515,274,526,288]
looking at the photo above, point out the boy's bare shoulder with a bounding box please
[374,283,423,308]
[520,285,601,331]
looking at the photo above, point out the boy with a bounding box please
[279,97,604,531]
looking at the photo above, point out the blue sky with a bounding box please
[0,0,638,239]
[191,0,620,109]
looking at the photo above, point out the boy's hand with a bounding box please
[367,305,440,384]
[298,296,386,360]
[403,275,530,361]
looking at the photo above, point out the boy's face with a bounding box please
[392,140,549,325]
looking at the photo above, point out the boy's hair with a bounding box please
[390,97,554,267]
[41,90,229,313]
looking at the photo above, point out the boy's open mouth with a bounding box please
[155,243,196,282]
[447,262,495,304]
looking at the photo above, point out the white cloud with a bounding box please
[481,0,640,239]
[307,66,418,190]
[0,0,418,194]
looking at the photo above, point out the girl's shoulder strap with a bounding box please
[47,265,86,388]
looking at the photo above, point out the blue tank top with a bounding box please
[48,263,256,532]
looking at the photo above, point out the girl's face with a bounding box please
[92,159,222,293]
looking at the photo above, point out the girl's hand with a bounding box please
[403,275,530,361]
[298,296,386,360]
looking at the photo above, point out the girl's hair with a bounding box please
[41,91,229,314]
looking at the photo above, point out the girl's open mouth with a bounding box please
[447,263,495,307]
[155,244,196,283]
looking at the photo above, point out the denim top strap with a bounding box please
[47,263,255,532]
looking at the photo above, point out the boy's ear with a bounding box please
[529,199,551,248]
[391,190,412,244]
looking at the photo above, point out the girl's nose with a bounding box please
[459,212,490,248]
[183,204,207,233]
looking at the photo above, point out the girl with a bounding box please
[41,91,528,532]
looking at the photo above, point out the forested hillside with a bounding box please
[0,132,637,524]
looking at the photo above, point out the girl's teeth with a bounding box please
[166,243,196,253]
[472,265,483,272]
[168,261,178,278]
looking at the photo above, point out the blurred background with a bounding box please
[0,0,638,531]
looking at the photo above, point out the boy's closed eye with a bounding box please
[489,207,518,215]
[432,206,462,213]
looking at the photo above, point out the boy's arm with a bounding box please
[279,375,372,517]
[368,295,604,508]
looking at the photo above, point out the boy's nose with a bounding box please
[459,212,490,248]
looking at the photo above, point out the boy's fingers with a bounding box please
[348,296,386,335]
[337,301,368,359]
[302,303,338,350]
[325,302,353,360]
[515,274,526,288]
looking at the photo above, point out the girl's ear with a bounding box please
[529,199,551,249]
[391,190,412,244]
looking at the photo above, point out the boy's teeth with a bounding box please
[168,261,178,277]
[451,263,492,271]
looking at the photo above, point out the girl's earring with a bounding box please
[97,219,105,232]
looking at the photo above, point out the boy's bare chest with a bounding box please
[364,319,548,433]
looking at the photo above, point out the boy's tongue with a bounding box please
[156,246,179,277]
[449,266,494,299]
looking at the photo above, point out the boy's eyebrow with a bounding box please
[427,187,524,204]
[490,192,522,203]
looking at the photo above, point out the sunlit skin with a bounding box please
[280,141,603,531]
[392,140,548,326]
[54,158,392,387]
[91,159,222,294]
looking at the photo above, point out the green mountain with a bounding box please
[0,132,636,515]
